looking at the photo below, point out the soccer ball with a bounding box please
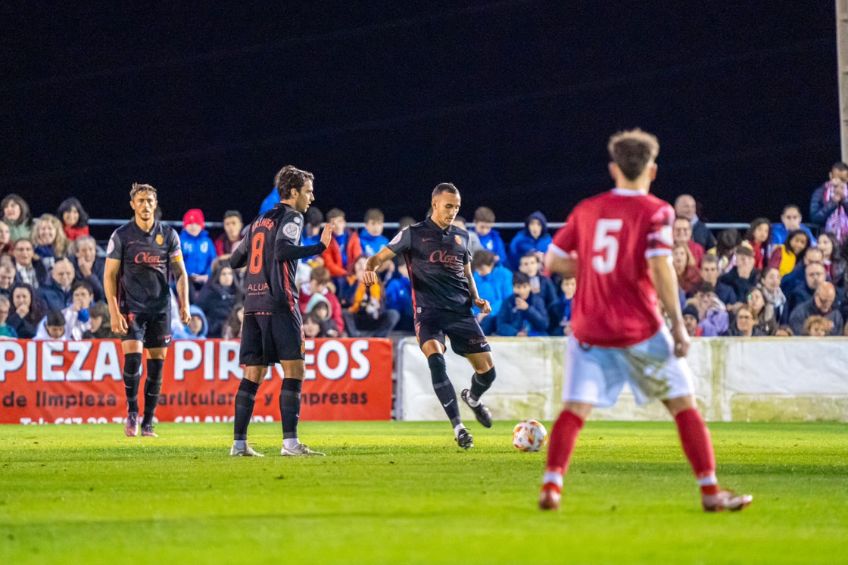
[512,419,548,452]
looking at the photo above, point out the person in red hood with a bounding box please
[321,208,361,277]
[298,266,344,333]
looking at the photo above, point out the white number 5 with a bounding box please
[592,219,623,274]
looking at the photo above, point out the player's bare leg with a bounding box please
[279,360,324,456]
[461,352,495,428]
[121,340,144,437]
[422,340,472,449]
[539,401,593,510]
[230,365,265,457]
[139,347,167,437]
[664,395,752,512]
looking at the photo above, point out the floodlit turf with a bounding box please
[1,421,846,564]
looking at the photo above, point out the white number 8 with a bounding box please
[592,219,623,274]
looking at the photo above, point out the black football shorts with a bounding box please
[415,309,490,356]
[240,311,304,366]
[123,311,172,349]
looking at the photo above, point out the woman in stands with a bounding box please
[0,193,32,242]
[31,214,69,273]
[768,229,810,277]
[6,283,45,339]
[196,263,243,338]
[815,232,845,284]
[744,218,770,271]
[759,267,788,323]
[713,229,741,274]
[57,197,91,241]
[672,242,702,295]
[746,286,776,335]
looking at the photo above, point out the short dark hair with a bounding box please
[521,250,540,261]
[431,183,459,199]
[364,209,384,223]
[471,250,495,270]
[274,165,314,200]
[130,183,157,199]
[46,309,65,328]
[310,266,330,284]
[701,254,719,267]
[326,208,345,221]
[513,272,530,286]
[223,210,242,222]
[71,280,94,296]
[305,207,324,227]
[832,162,848,173]
[57,197,89,228]
[782,204,801,216]
[607,129,660,181]
[474,206,495,223]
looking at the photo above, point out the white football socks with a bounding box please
[283,438,300,450]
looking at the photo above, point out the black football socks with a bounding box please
[141,359,164,427]
[280,378,303,443]
[428,354,462,427]
[469,366,496,403]
[234,379,260,442]
[122,352,142,414]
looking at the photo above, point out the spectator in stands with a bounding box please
[508,211,551,269]
[471,250,508,334]
[214,210,244,257]
[359,208,389,258]
[719,244,758,311]
[61,280,94,340]
[682,304,700,337]
[786,261,827,317]
[306,298,342,337]
[672,217,705,267]
[809,162,848,242]
[12,239,47,289]
[300,207,325,262]
[496,272,548,336]
[35,310,69,340]
[32,214,69,272]
[56,197,90,241]
[769,229,810,277]
[196,263,243,338]
[69,236,104,301]
[725,305,764,337]
[688,285,729,336]
[713,228,741,274]
[221,305,244,339]
[770,204,816,247]
[744,218,770,271]
[83,302,116,339]
[548,276,576,336]
[180,209,217,289]
[302,311,324,339]
[178,305,209,340]
[323,208,362,277]
[6,283,44,338]
[781,247,823,294]
[0,264,14,299]
[342,256,399,337]
[789,282,842,336]
[815,232,845,283]
[298,266,344,333]
[0,220,12,255]
[472,206,508,265]
[518,251,557,310]
[453,216,484,256]
[0,194,32,242]
[747,286,777,335]
[695,255,735,305]
[385,261,413,332]
[674,194,716,250]
[37,258,75,313]
[673,242,702,295]
[803,315,834,337]
[0,295,16,338]
[760,267,788,324]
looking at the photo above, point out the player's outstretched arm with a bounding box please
[648,255,690,357]
[103,258,128,335]
[275,222,331,261]
[363,247,396,286]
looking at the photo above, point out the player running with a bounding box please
[228,165,332,457]
[104,183,191,438]
[539,129,752,512]
[364,183,496,449]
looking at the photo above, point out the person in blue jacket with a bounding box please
[359,208,389,257]
[496,272,549,336]
[471,206,509,265]
[471,250,508,334]
[180,209,217,290]
[508,211,552,269]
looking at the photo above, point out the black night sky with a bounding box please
[2,1,841,232]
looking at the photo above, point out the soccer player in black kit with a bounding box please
[228,165,333,457]
[104,183,192,438]
[364,183,497,449]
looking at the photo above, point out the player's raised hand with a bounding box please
[670,323,690,357]
[180,306,192,325]
[362,269,379,287]
[474,298,491,314]
[112,312,128,335]
[319,222,334,248]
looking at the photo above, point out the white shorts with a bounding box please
[563,327,694,407]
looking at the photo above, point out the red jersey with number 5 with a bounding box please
[550,188,675,347]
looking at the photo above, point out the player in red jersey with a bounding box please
[538,129,752,512]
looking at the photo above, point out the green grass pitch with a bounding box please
[1,421,846,564]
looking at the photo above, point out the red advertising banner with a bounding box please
[0,338,393,424]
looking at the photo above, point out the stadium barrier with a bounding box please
[0,338,393,424]
[396,337,848,422]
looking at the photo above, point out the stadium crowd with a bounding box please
[2,161,848,341]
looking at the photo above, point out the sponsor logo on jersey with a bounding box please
[428,249,464,267]
[133,252,166,265]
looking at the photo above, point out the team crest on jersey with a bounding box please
[155,233,165,246]
[283,222,301,239]
[454,234,462,246]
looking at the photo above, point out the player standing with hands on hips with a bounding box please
[539,130,752,512]
[364,183,497,449]
[104,183,192,438]
[228,165,333,457]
